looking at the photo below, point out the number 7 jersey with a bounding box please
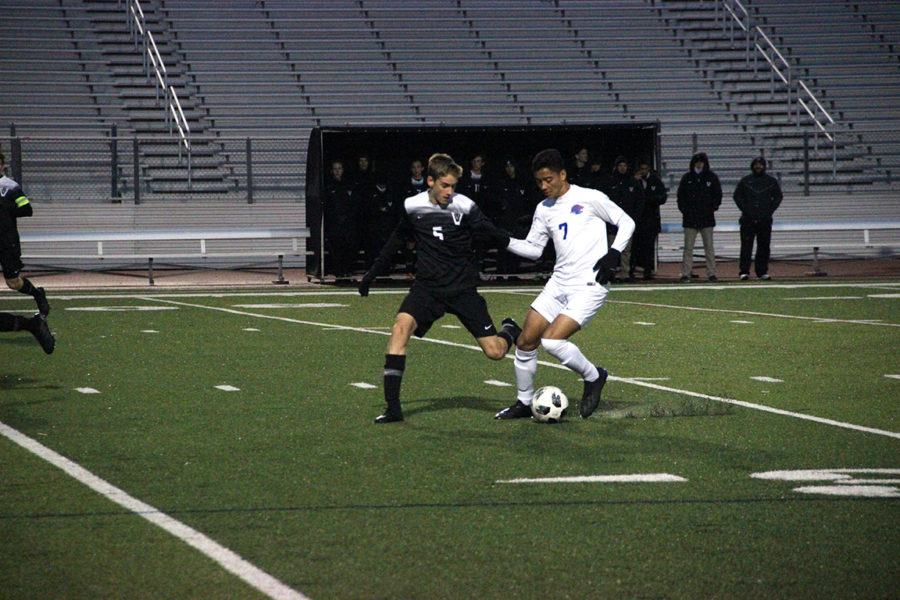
[511,184,634,286]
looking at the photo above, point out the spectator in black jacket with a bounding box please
[607,156,644,281]
[323,159,361,278]
[677,152,722,283]
[733,157,782,280]
[633,159,668,280]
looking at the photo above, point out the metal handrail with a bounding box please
[126,0,191,183]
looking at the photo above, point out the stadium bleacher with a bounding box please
[2,0,898,270]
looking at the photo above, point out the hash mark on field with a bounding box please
[751,376,783,383]
[141,329,159,334]
[633,321,656,326]
[75,387,100,394]
[215,385,240,392]
[885,374,900,380]
[484,379,513,387]
[350,382,377,389]
[243,328,261,332]
[731,320,754,324]
[496,473,688,484]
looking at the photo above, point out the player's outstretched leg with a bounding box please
[580,366,608,418]
[27,314,55,355]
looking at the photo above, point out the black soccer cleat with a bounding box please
[580,366,608,418]
[494,400,532,420]
[34,287,50,317]
[29,314,55,355]
[374,407,404,423]
[500,317,522,351]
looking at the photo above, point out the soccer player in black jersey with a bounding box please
[358,153,521,423]
[0,150,50,316]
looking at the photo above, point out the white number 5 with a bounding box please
[432,226,444,240]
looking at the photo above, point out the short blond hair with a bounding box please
[427,153,463,180]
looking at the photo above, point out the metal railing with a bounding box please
[717,0,837,149]
[127,0,192,185]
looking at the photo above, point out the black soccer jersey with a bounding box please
[369,191,508,293]
[0,175,32,251]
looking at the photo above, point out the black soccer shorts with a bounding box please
[398,283,498,339]
[0,249,23,279]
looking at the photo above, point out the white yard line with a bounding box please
[0,420,311,600]
[145,297,900,440]
[609,299,900,327]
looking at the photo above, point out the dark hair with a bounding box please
[531,148,565,173]
[0,150,5,166]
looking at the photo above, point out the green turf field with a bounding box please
[1,281,898,599]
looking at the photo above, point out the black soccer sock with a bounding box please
[383,354,406,410]
[0,312,26,332]
[18,278,36,296]
[498,329,515,352]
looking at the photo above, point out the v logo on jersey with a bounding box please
[451,211,463,226]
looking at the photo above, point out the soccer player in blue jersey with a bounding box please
[495,148,634,420]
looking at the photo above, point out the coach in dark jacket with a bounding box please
[676,152,722,282]
[733,157,782,280]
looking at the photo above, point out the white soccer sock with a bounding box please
[541,338,599,382]
[514,347,538,404]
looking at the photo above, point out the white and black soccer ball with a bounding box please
[531,386,569,423]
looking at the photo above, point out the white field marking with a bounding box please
[243,328,261,332]
[441,324,462,329]
[751,469,900,498]
[20,281,898,304]
[65,306,178,312]
[0,420,311,600]
[629,377,670,381]
[885,374,900,380]
[142,297,900,440]
[350,382,377,389]
[215,385,240,392]
[794,485,900,497]
[633,321,656,326]
[731,320,754,324]
[786,296,864,301]
[751,468,900,481]
[232,303,347,309]
[496,473,687,484]
[750,376,784,383]
[484,379,514,387]
[869,293,900,299]
[75,387,101,394]
[610,299,900,327]
[141,330,159,334]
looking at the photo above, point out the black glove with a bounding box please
[593,249,621,285]
[358,272,375,297]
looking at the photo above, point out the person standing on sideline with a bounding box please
[676,152,722,283]
[733,157,782,280]
[606,156,644,282]
[494,148,634,420]
[0,149,50,317]
[633,159,668,280]
[358,153,521,424]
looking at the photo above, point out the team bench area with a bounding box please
[20,227,309,284]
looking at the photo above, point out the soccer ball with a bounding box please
[531,386,569,423]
